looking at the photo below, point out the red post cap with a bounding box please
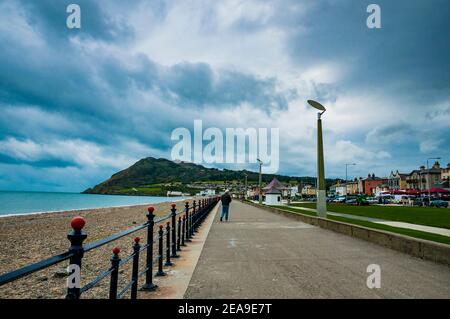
[112,247,120,255]
[171,203,176,208]
[134,237,140,243]
[147,206,155,214]
[71,216,86,231]
[159,225,163,230]
[166,221,170,226]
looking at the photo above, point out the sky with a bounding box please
[0,0,449,192]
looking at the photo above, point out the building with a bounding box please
[374,183,390,197]
[167,191,183,196]
[388,170,408,190]
[289,185,299,197]
[262,178,290,197]
[265,187,282,205]
[362,173,388,195]
[357,177,365,194]
[198,189,216,196]
[406,162,443,191]
[346,179,359,195]
[330,180,346,196]
[439,163,450,188]
[301,184,316,196]
[406,169,420,190]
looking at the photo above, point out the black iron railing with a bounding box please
[0,196,220,299]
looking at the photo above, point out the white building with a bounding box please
[265,187,282,205]
[198,189,216,196]
[167,191,183,196]
[289,186,299,197]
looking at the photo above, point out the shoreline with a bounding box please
[0,198,199,299]
[0,197,192,218]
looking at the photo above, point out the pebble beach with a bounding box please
[0,199,196,299]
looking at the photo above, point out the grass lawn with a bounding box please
[329,215,450,245]
[290,203,450,229]
[269,205,450,245]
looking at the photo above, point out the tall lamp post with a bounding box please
[426,157,441,206]
[257,159,263,204]
[345,163,356,201]
[307,100,327,218]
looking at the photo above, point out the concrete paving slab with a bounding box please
[185,201,450,299]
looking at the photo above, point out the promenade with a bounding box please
[185,201,450,298]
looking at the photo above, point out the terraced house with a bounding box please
[388,170,408,190]
[406,162,443,191]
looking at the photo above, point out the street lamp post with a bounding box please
[307,100,327,218]
[345,163,356,202]
[257,159,263,204]
[426,157,441,206]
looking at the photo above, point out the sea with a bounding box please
[0,191,189,217]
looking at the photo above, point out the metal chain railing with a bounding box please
[0,196,220,299]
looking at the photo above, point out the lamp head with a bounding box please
[307,100,326,112]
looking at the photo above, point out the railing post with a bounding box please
[142,206,157,291]
[177,216,182,251]
[109,247,121,300]
[183,202,189,244]
[165,222,172,266]
[188,199,197,241]
[191,200,196,237]
[156,225,165,276]
[181,215,186,246]
[66,216,87,299]
[130,237,140,299]
[170,204,179,258]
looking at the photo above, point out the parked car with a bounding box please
[366,197,378,204]
[413,197,431,206]
[430,200,449,208]
[333,196,346,203]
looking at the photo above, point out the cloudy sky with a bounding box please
[0,0,449,192]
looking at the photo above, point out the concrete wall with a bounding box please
[245,202,450,266]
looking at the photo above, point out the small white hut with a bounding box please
[265,186,282,205]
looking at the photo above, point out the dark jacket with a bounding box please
[221,193,232,206]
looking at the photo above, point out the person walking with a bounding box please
[220,189,232,222]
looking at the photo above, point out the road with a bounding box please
[185,201,450,298]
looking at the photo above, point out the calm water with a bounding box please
[0,191,188,216]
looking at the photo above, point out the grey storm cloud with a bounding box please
[0,0,449,191]
[0,0,295,176]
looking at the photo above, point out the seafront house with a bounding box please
[406,169,421,190]
[263,178,290,197]
[362,173,388,195]
[330,180,346,196]
[301,184,317,196]
[388,170,408,190]
[439,163,450,188]
[374,183,390,197]
[346,179,359,195]
[405,162,443,191]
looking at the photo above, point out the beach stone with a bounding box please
[53,268,67,278]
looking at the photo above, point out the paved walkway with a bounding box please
[185,201,450,298]
[288,206,450,237]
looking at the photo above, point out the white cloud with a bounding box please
[0,137,153,169]
[419,139,443,154]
